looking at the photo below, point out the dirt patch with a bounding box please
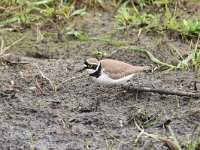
[0,11,200,150]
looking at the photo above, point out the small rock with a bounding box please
[29,86,37,91]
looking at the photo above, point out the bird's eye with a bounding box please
[88,64,93,68]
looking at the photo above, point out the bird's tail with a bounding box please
[140,65,152,72]
[133,65,152,73]
[143,66,151,70]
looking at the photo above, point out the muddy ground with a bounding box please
[0,10,200,150]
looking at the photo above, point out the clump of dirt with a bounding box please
[0,10,200,150]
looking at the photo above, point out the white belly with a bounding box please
[92,72,134,85]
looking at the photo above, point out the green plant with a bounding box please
[89,50,112,58]
[70,7,87,17]
[183,19,200,36]
[99,35,125,46]
[80,0,105,8]
[0,0,75,27]
[115,1,135,30]
[168,124,200,150]
[112,0,124,8]
[114,0,200,38]
[185,125,200,150]
[127,40,200,73]
[163,1,200,37]
[126,46,177,69]
[115,1,161,31]
[136,109,164,128]
[135,118,200,150]
[134,119,179,150]
[138,0,147,9]
[65,24,88,41]
[169,35,200,72]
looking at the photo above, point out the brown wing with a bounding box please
[100,59,150,79]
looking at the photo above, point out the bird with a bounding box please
[79,58,151,85]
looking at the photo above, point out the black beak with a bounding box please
[77,67,86,73]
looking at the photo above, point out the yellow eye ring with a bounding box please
[88,64,93,68]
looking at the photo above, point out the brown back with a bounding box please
[100,59,150,79]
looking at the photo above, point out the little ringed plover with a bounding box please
[79,58,151,85]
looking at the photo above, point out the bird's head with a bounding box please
[78,58,100,74]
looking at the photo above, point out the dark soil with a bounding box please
[0,10,200,150]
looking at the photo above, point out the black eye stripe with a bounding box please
[84,61,89,65]
[84,61,98,69]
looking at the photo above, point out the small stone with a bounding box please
[29,86,37,90]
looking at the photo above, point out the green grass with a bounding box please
[169,35,200,72]
[134,118,200,150]
[1,0,199,39]
[0,0,75,27]
[168,124,200,150]
[64,24,88,41]
[114,0,200,38]
[0,0,98,28]
[79,0,105,8]
[127,46,177,69]
[127,39,200,73]
[98,34,125,46]
[0,0,107,28]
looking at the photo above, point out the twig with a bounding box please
[35,63,88,91]
[134,118,179,150]
[34,63,56,91]
[105,130,121,142]
[0,36,26,55]
[56,110,67,131]
[33,78,45,96]
[134,118,158,142]
[126,86,200,98]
